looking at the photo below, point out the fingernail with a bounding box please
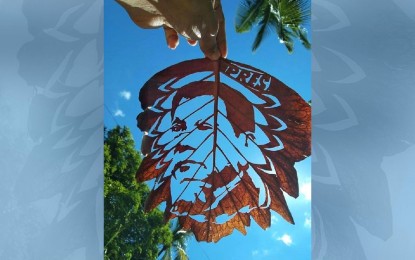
[187,39,197,46]
[168,35,178,49]
[219,44,227,58]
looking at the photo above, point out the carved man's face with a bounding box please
[137,59,311,242]
[154,94,267,217]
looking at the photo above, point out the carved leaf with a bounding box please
[136,58,311,242]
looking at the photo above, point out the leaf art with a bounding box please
[136,58,311,242]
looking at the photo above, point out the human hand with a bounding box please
[116,0,227,60]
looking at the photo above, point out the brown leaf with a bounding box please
[145,177,171,212]
[136,152,169,182]
[135,58,311,242]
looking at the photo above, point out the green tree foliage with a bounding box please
[104,126,172,260]
[236,0,311,52]
[158,221,193,260]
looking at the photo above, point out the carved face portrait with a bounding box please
[137,59,311,242]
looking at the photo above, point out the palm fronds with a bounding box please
[252,4,272,51]
[236,0,265,33]
[159,221,193,260]
[236,0,311,52]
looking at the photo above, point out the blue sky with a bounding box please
[105,0,311,259]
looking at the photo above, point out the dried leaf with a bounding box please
[136,58,311,242]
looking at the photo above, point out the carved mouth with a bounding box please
[180,177,203,184]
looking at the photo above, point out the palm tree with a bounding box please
[236,0,311,52]
[158,221,193,260]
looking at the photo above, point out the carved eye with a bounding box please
[195,119,213,130]
[172,117,187,132]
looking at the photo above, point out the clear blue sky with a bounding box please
[105,0,311,259]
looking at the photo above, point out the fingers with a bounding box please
[116,0,164,29]
[163,26,179,49]
[199,33,221,60]
[198,0,225,60]
[161,0,227,60]
[215,1,227,58]
[165,27,198,48]
[187,39,197,46]
[204,3,219,37]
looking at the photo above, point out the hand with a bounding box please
[116,0,227,60]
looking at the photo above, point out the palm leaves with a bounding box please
[236,0,311,52]
[159,221,193,260]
